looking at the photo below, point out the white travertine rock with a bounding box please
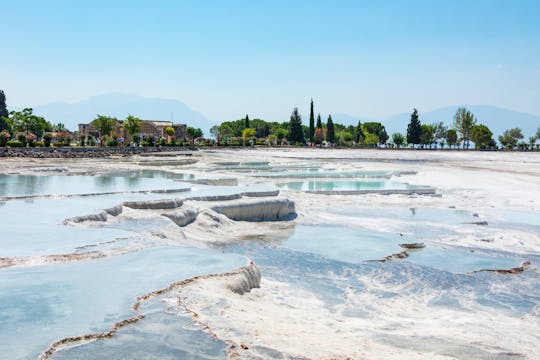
[162,207,199,227]
[122,199,183,210]
[211,197,296,221]
[224,262,261,294]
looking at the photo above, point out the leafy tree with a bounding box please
[53,123,67,132]
[10,108,52,138]
[446,129,458,148]
[363,122,388,145]
[309,99,315,143]
[432,122,448,145]
[336,130,353,145]
[43,133,52,147]
[288,107,304,144]
[498,128,523,149]
[122,115,141,139]
[326,115,335,144]
[528,136,537,149]
[470,124,494,149]
[453,107,477,149]
[92,115,117,137]
[275,128,288,142]
[364,133,379,147]
[165,126,175,143]
[186,126,203,139]
[406,108,421,146]
[392,133,405,148]
[244,114,250,129]
[355,121,365,144]
[420,124,435,148]
[210,125,220,140]
[242,128,256,144]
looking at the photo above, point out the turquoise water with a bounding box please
[279,179,419,192]
[0,247,247,360]
[1,168,538,359]
[0,174,191,198]
[282,225,521,273]
[253,169,392,179]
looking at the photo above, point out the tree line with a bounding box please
[211,100,540,150]
[0,90,204,147]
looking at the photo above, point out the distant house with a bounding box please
[78,120,187,141]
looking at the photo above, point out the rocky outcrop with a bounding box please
[241,189,280,197]
[162,207,199,227]
[224,262,261,294]
[123,199,183,210]
[210,197,296,221]
[399,242,425,249]
[64,211,109,224]
[471,260,531,275]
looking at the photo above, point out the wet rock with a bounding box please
[399,242,425,249]
[123,198,183,210]
[162,207,199,227]
[472,260,531,275]
[211,197,296,221]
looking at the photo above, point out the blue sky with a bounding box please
[2,0,540,121]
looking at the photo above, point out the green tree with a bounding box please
[122,115,141,139]
[316,113,322,128]
[432,122,448,146]
[498,128,523,149]
[420,124,435,148]
[364,133,379,147]
[363,122,388,145]
[326,115,335,144]
[0,90,9,131]
[406,108,421,146]
[275,128,288,142]
[470,124,494,149]
[187,126,203,139]
[288,107,304,144]
[537,128,540,140]
[210,125,220,140]
[244,114,250,129]
[453,107,477,149]
[355,121,365,144]
[309,99,315,143]
[53,123,67,132]
[392,133,405,148]
[10,108,51,138]
[528,136,537,149]
[242,127,256,145]
[92,115,117,137]
[165,126,175,143]
[446,129,458,148]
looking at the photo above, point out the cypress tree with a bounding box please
[326,115,335,144]
[355,121,365,143]
[0,90,8,131]
[244,114,250,129]
[316,113,322,128]
[309,99,315,143]
[288,107,304,144]
[406,108,421,146]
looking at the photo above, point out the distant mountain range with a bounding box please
[333,105,540,138]
[28,93,215,135]
[16,94,540,139]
